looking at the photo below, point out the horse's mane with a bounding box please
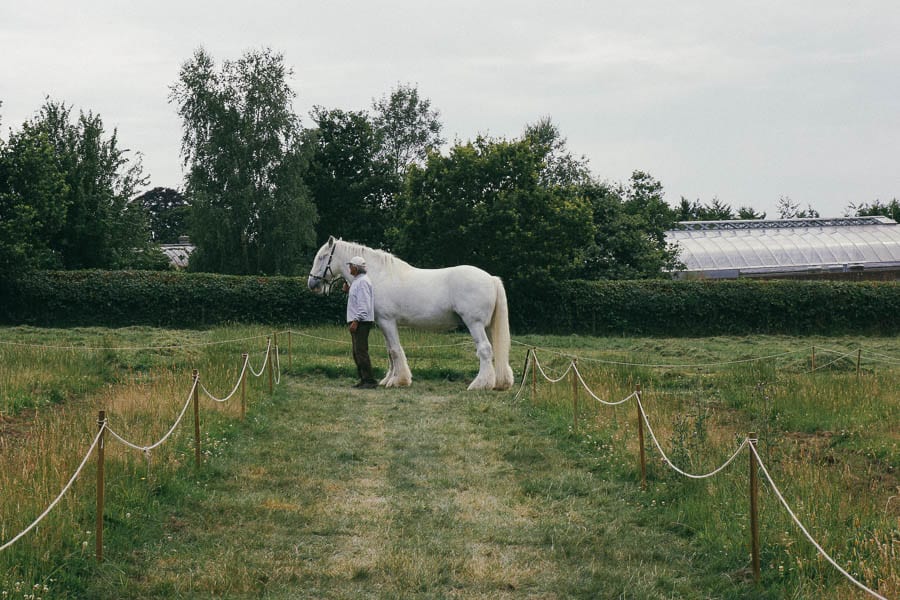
[337,239,410,272]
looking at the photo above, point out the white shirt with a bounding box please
[346,273,374,323]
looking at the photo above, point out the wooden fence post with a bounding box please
[811,346,816,371]
[636,384,646,490]
[749,432,761,583]
[571,359,579,433]
[520,349,532,395]
[193,370,201,468]
[267,336,274,394]
[531,348,537,401]
[96,411,105,562]
[288,330,293,370]
[241,353,248,421]
[856,348,861,378]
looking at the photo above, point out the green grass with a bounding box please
[82,377,727,599]
[0,326,897,598]
[514,333,898,599]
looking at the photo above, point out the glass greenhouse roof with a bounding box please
[666,217,900,277]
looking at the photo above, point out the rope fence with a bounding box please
[1,329,895,597]
[0,334,271,352]
[0,426,105,554]
[510,338,899,374]
[0,333,282,563]
[518,347,892,599]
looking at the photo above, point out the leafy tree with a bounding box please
[372,83,444,176]
[777,195,819,219]
[4,100,152,270]
[675,196,737,221]
[622,172,678,241]
[136,186,189,243]
[737,206,766,219]
[702,198,735,220]
[580,172,679,279]
[846,198,900,221]
[0,117,69,276]
[170,47,316,275]
[675,197,699,222]
[303,107,399,248]
[523,117,592,187]
[392,131,593,283]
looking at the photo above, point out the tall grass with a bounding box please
[0,326,897,598]
[0,325,277,596]
[520,335,898,599]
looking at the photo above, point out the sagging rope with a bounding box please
[861,347,900,364]
[807,350,858,373]
[105,376,198,453]
[2,342,277,555]
[522,347,891,598]
[247,339,271,377]
[636,393,750,480]
[573,363,637,406]
[0,425,105,553]
[511,338,803,368]
[200,354,250,403]
[273,344,282,385]
[529,349,750,479]
[750,444,889,600]
[0,334,270,352]
[531,351,574,383]
[110,347,268,453]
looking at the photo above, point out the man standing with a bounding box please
[345,256,377,389]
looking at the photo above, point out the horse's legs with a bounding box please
[463,320,496,391]
[378,319,412,387]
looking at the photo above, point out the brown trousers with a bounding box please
[350,321,376,384]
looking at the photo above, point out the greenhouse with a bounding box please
[160,236,196,269]
[666,216,900,280]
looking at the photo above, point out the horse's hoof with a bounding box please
[467,378,495,391]
[493,366,514,390]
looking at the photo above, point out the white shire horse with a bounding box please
[308,237,514,391]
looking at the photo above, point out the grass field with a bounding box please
[0,325,897,598]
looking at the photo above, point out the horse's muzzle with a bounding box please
[307,276,324,293]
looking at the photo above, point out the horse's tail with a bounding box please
[491,277,514,390]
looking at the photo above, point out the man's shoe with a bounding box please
[358,382,377,389]
[352,382,363,388]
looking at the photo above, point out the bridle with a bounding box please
[308,243,343,295]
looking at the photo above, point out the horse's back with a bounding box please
[374,264,498,329]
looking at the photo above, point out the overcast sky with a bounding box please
[2,1,899,218]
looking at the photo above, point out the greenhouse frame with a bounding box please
[666,216,900,280]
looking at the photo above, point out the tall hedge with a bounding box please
[0,270,345,328]
[508,278,900,335]
[1,271,897,335]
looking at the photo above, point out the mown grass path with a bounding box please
[114,376,732,599]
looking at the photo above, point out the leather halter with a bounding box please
[308,243,342,294]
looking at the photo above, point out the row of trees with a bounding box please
[675,195,899,222]
[3,47,898,284]
[166,48,682,283]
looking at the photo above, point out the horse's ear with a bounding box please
[328,235,335,246]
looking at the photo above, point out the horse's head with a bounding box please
[307,236,343,295]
